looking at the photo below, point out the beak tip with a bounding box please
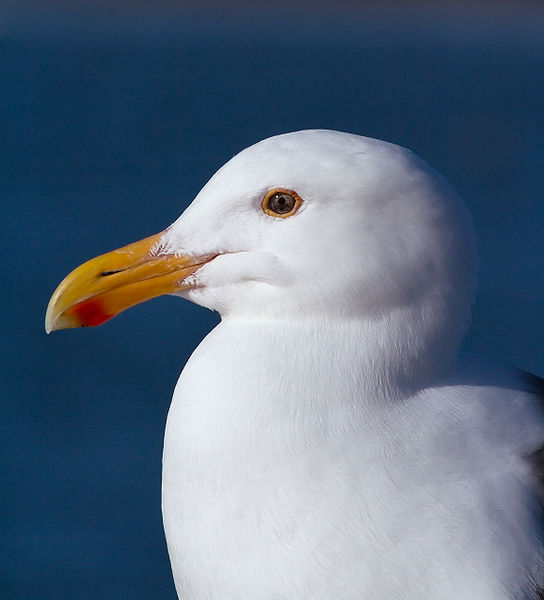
[45,308,53,334]
[45,300,66,333]
[45,300,57,334]
[45,309,77,333]
[44,314,55,334]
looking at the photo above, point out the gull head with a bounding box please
[161,130,476,323]
[45,130,477,379]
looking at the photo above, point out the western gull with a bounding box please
[46,130,544,599]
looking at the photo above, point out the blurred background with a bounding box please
[2,1,544,598]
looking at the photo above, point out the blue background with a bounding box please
[3,5,544,598]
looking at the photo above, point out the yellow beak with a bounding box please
[45,231,217,333]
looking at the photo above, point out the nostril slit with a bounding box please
[101,269,123,277]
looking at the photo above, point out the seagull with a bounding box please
[46,130,543,599]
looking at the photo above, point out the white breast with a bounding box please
[162,320,541,600]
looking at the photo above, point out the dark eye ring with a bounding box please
[261,188,303,218]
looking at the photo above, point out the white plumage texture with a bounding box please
[157,130,543,599]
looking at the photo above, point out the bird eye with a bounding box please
[262,188,302,218]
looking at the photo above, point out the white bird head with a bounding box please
[46,130,477,385]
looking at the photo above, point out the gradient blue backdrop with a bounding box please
[3,5,544,599]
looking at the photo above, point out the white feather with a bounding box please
[159,130,542,599]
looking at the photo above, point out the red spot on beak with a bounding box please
[69,298,113,327]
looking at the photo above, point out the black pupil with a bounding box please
[270,193,295,214]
